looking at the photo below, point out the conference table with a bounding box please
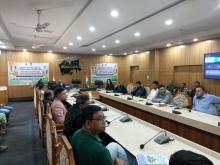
[65,90,220,164]
[98,101,220,164]
[98,91,220,153]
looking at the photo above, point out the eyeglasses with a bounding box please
[89,116,106,123]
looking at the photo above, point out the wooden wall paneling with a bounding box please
[0,51,129,99]
[159,39,220,96]
[1,38,220,99]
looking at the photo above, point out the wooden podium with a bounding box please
[0,86,8,105]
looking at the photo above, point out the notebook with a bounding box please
[136,154,168,165]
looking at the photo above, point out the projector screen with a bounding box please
[204,52,220,79]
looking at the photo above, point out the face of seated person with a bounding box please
[152,83,158,90]
[57,91,67,102]
[85,111,106,135]
[115,82,120,87]
[47,95,52,101]
[195,88,205,99]
[79,100,91,109]
[159,87,166,95]
[136,83,141,89]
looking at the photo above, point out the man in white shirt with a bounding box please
[147,81,159,100]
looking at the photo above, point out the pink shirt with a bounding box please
[51,98,67,124]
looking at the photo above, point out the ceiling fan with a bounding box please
[10,9,53,33]
[35,9,52,33]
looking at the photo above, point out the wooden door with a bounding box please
[130,66,139,83]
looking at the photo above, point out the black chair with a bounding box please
[71,79,81,88]
[95,80,104,89]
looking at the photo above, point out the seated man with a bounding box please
[113,82,127,94]
[193,86,220,115]
[131,81,146,97]
[64,94,90,142]
[51,88,67,124]
[169,150,213,165]
[188,81,201,97]
[71,105,133,165]
[147,81,159,100]
[152,85,175,104]
[178,83,188,93]
[166,80,176,95]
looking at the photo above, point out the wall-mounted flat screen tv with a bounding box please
[204,52,220,79]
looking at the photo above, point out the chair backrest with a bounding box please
[34,87,37,111]
[127,83,134,94]
[57,135,76,165]
[71,79,81,84]
[46,114,58,165]
[47,104,52,115]
[46,104,64,133]
[35,88,40,116]
[215,104,220,116]
[94,80,104,88]
[173,92,192,108]
[38,100,43,135]
[144,86,151,96]
[80,91,100,100]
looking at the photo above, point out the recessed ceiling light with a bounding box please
[135,50,139,53]
[206,40,212,43]
[92,48,96,52]
[89,26,96,32]
[48,50,53,53]
[145,51,150,54]
[166,43,171,47]
[124,52,127,55]
[165,19,173,26]
[133,54,137,56]
[102,45,106,48]
[110,10,119,17]
[22,49,27,52]
[76,36,82,41]
[68,42,73,46]
[115,40,120,44]
[0,45,7,49]
[134,32,140,37]
[109,54,113,56]
[178,45,185,48]
[63,46,67,50]
[0,41,2,44]
[193,38,198,42]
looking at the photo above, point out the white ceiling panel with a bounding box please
[0,0,220,54]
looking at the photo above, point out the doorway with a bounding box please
[130,66,139,83]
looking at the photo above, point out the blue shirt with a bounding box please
[131,86,146,97]
[193,93,220,115]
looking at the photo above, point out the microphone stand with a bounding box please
[140,130,166,149]
[106,114,127,126]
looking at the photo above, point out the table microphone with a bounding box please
[140,130,166,149]
[106,114,126,125]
